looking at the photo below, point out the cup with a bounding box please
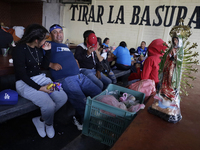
[1,48,8,57]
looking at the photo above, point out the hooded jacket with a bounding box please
[128,39,167,85]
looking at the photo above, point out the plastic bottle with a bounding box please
[66,39,69,47]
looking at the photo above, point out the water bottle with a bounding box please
[66,39,69,47]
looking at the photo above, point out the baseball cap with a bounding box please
[0,89,18,105]
[87,33,97,50]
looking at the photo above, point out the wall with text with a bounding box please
[62,0,200,60]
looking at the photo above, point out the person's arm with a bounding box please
[95,70,101,79]
[95,48,104,62]
[75,59,80,68]
[144,50,148,60]
[13,46,41,90]
[94,51,103,73]
[74,46,85,64]
[111,53,116,58]
[41,42,51,69]
[112,47,118,58]
[49,62,62,71]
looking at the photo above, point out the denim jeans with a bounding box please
[108,70,117,84]
[80,68,112,90]
[59,73,102,122]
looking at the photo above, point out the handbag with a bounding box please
[100,59,111,75]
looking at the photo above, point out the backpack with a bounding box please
[100,59,111,75]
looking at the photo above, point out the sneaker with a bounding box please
[73,116,83,130]
[45,125,55,138]
[32,117,46,138]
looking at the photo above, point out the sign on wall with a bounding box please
[70,4,200,29]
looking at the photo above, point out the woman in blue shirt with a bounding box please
[102,37,109,48]
[112,41,131,70]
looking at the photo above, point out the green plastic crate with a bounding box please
[82,84,145,147]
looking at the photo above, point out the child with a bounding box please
[136,41,148,63]
[129,48,142,73]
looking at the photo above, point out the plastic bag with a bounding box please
[128,79,156,100]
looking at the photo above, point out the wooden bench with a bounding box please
[113,69,131,78]
[0,71,75,124]
[113,69,131,87]
[0,96,38,123]
[0,74,38,123]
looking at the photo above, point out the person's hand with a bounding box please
[39,84,53,94]
[142,61,144,65]
[136,63,141,68]
[111,53,116,58]
[95,47,99,53]
[172,48,176,55]
[95,47,102,53]
[42,42,51,50]
[139,55,144,61]
[131,60,136,65]
[87,46,95,55]
[49,62,62,71]
[95,70,101,79]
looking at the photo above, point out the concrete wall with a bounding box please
[62,0,200,60]
[42,0,63,30]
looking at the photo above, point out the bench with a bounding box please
[0,71,75,124]
[113,69,131,87]
[0,74,38,123]
[0,63,130,123]
[0,96,38,123]
[113,69,131,78]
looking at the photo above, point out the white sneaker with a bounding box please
[32,117,46,138]
[73,116,83,131]
[46,125,55,138]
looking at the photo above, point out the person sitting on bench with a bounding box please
[48,24,102,129]
[12,24,68,138]
[111,41,131,71]
[74,30,112,90]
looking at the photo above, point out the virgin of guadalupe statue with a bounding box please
[148,19,199,123]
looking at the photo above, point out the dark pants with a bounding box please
[116,63,131,70]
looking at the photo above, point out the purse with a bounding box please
[100,59,111,75]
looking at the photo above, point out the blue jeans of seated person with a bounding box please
[108,70,117,84]
[80,68,112,90]
[59,73,102,123]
